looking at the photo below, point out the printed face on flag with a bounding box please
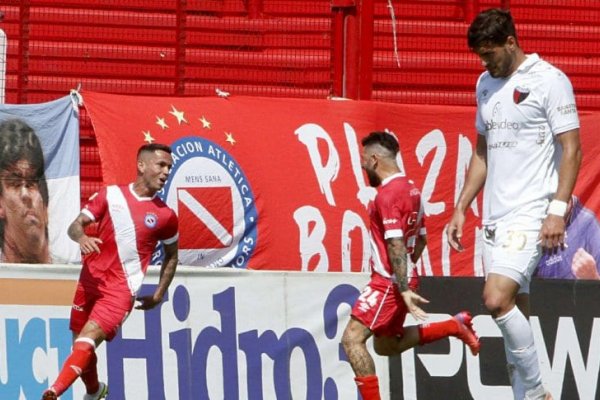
[0,160,48,259]
[0,96,82,264]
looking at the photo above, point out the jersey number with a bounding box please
[357,286,380,311]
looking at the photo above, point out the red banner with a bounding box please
[83,92,600,276]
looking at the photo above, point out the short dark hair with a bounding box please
[0,118,49,247]
[467,8,517,50]
[361,131,399,155]
[137,143,172,159]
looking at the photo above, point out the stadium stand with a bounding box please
[1,0,600,202]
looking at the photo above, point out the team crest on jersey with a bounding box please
[513,86,530,104]
[154,136,258,268]
[144,212,158,229]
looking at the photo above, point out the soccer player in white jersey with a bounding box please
[342,131,480,400]
[447,9,581,400]
[42,143,179,400]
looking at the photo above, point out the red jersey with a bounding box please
[80,184,179,295]
[368,173,426,280]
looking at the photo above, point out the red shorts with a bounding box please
[70,281,134,341]
[351,274,411,337]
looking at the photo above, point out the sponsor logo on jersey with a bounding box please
[155,137,258,268]
[109,203,126,212]
[513,86,530,104]
[488,141,518,150]
[484,119,520,132]
[536,126,547,145]
[556,103,577,115]
[383,218,398,225]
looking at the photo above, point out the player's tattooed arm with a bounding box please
[67,213,88,241]
[68,212,102,254]
[387,237,409,291]
[388,236,429,321]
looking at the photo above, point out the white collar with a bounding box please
[381,172,404,186]
[128,183,155,201]
[514,53,540,75]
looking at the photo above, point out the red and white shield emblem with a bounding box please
[177,187,233,249]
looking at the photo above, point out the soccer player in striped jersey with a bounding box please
[42,143,179,400]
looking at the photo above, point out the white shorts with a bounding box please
[482,217,543,294]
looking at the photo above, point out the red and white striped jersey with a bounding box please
[368,173,426,280]
[80,184,179,295]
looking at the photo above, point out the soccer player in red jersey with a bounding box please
[342,131,480,400]
[42,143,179,400]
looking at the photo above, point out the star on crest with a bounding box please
[156,116,169,130]
[225,132,236,145]
[143,130,155,143]
[200,116,211,129]
[169,105,188,125]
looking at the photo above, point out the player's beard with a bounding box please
[488,48,514,78]
[366,169,381,187]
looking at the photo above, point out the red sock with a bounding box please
[51,339,95,396]
[418,319,458,345]
[80,350,100,394]
[355,375,381,400]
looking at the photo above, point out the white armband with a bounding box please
[547,199,568,217]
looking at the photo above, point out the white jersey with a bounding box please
[475,53,579,224]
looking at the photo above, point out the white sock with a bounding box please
[495,306,542,392]
[524,384,547,400]
[506,347,526,399]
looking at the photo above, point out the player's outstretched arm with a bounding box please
[136,241,179,310]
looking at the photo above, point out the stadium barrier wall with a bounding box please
[0,264,388,400]
[390,277,600,400]
[1,265,598,399]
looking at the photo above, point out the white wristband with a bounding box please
[547,199,568,217]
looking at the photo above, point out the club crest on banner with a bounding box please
[152,136,258,268]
